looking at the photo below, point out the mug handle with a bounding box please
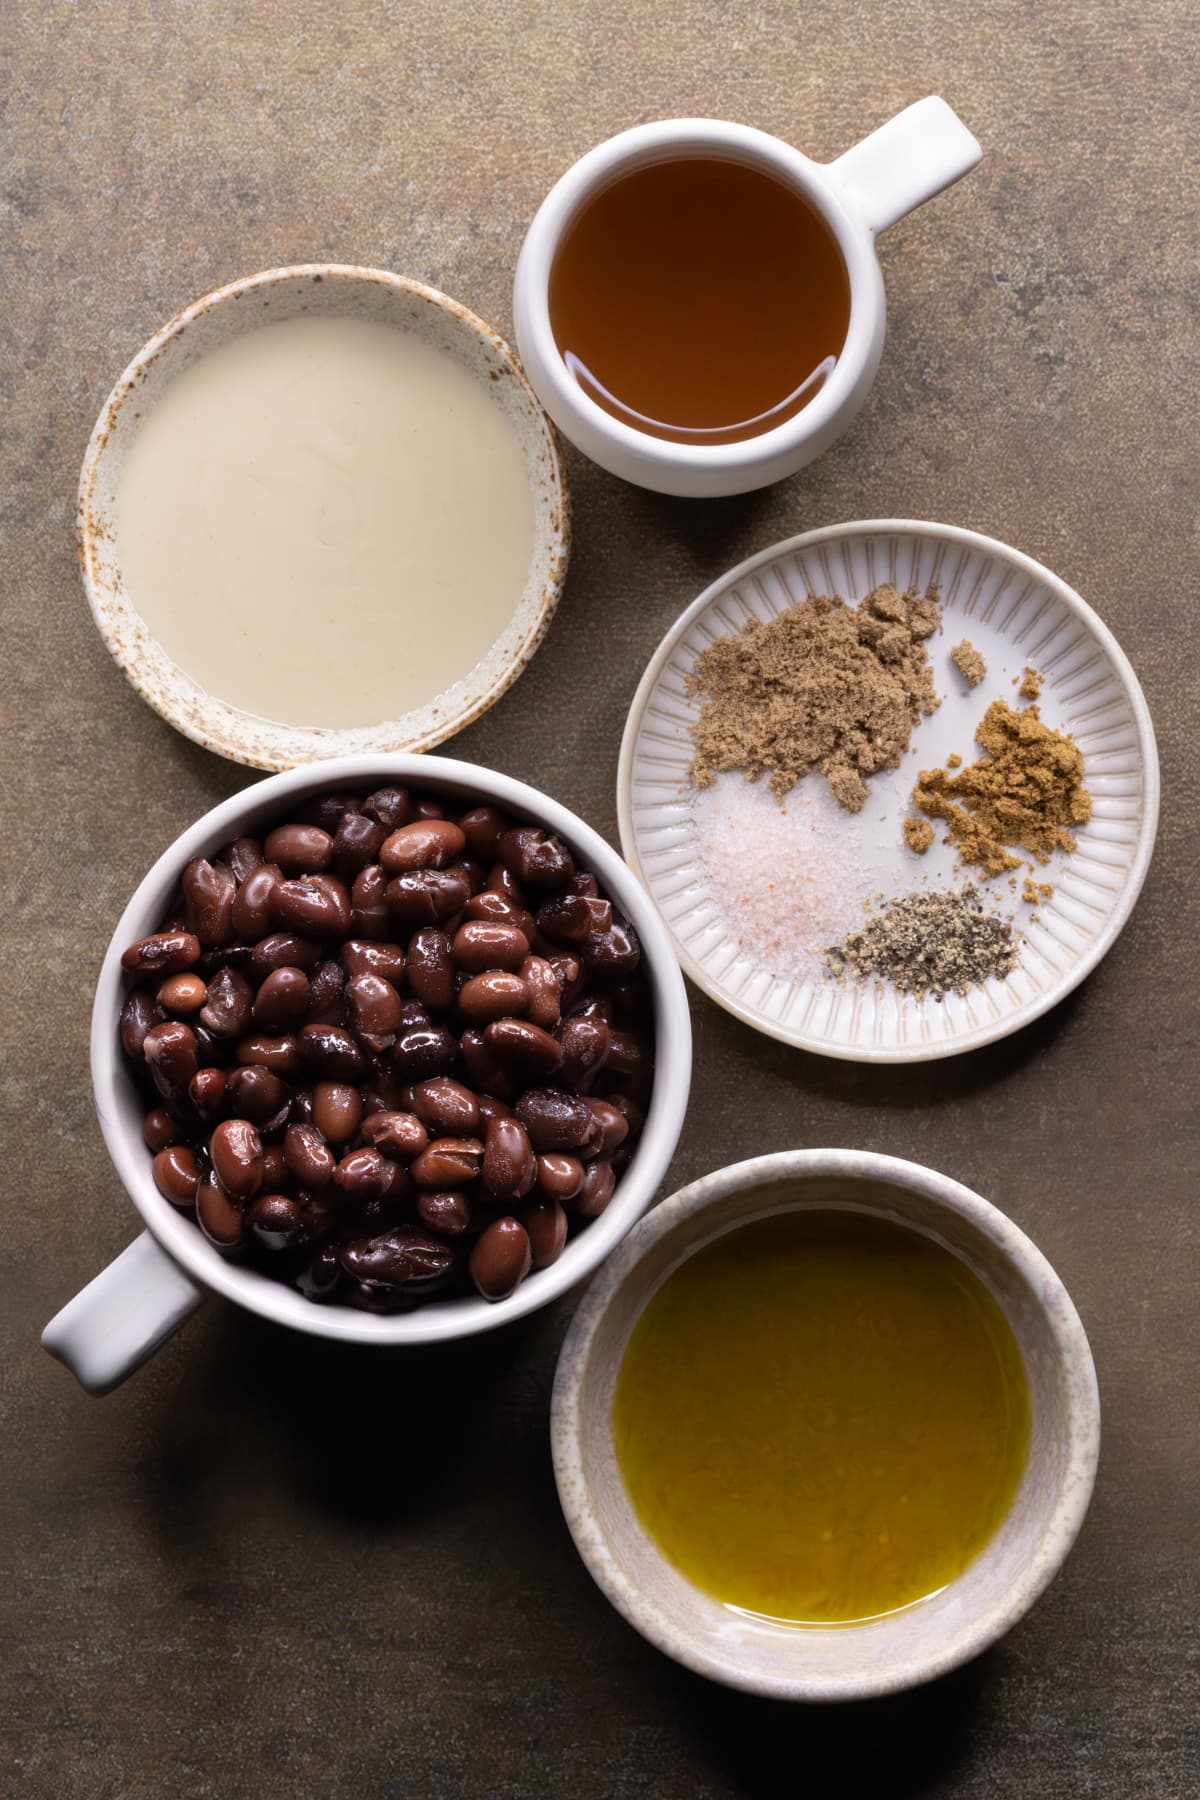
[42,1232,205,1395]
[827,96,982,235]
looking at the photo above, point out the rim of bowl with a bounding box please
[617,518,1161,1063]
[93,752,692,1344]
[514,118,879,476]
[551,1148,1102,1700]
[77,264,571,772]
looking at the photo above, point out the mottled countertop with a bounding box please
[3,3,1196,1795]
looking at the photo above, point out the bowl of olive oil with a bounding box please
[552,1150,1099,1700]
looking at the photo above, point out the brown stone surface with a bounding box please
[2,2,1197,1795]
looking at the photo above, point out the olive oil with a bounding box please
[612,1210,1030,1625]
[548,156,851,446]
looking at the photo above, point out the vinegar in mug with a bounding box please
[549,156,852,446]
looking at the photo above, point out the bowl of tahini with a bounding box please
[78,264,568,770]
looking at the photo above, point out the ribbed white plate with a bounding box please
[617,522,1159,1062]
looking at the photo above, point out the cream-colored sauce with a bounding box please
[113,314,536,727]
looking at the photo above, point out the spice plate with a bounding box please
[617,521,1158,1062]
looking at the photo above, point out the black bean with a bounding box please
[306,959,347,1026]
[482,1116,535,1204]
[385,867,471,926]
[210,1118,265,1201]
[152,1145,201,1206]
[221,836,264,884]
[231,863,283,939]
[332,810,387,876]
[516,1088,597,1153]
[254,932,321,976]
[225,1064,290,1124]
[253,966,311,1030]
[496,826,575,891]
[410,1078,480,1137]
[339,1227,454,1292]
[246,1193,305,1253]
[522,1197,568,1269]
[121,931,202,976]
[483,1018,562,1078]
[406,927,455,1010]
[198,966,254,1039]
[469,1217,532,1300]
[458,805,511,862]
[379,818,466,873]
[120,990,164,1061]
[143,1020,199,1098]
[182,857,236,946]
[284,1123,336,1187]
[298,1023,367,1081]
[362,787,412,830]
[349,864,390,939]
[390,1024,460,1082]
[346,972,404,1051]
[360,1110,428,1160]
[263,823,333,874]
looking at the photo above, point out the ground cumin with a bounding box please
[903,818,934,854]
[913,700,1091,876]
[686,583,940,811]
[951,640,987,687]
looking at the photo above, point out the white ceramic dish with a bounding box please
[618,520,1158,1062]
[78,265,569,771]
[553,1149,1100,1701]
[514,101,980,496]
[41,754,692,1395]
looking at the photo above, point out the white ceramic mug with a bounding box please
[41,755,693,1395]
[513,98,981,497]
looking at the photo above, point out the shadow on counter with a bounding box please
[661,1647,992,1798]
[709,978,1087,1111]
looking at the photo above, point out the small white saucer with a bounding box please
[617,521,1158,1062]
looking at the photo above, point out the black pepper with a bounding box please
[826,887,1020,1000]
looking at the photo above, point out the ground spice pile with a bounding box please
[913,700,1092,877]
[951,640,987,687]
[827,887,1019,999]
[686,583,940,811]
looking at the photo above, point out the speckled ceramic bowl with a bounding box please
[78,265,569,770]
[553,1150,1100,1701]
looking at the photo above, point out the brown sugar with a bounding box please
[1022,877,1054,905]
[1018,667,1042,700]
[686,583,941,811]
[951,640,987,687]
[903,818,934,854]
[913,700,1092,877]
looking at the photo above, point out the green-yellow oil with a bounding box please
[612,1209,1031,1625]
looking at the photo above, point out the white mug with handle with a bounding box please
[41,755,694,1394]
[513,98,982,497]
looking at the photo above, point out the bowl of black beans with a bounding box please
[43,756,692,1390]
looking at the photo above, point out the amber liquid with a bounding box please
[549,156,851,446]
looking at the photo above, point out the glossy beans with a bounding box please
[523,1197,568,1269]
[469,1217,532,1300]
[122,931,202,977]
[210,1118,265,1200]
[152,1145,201,1205]
[482,1116,535,1204]
[157,972,207,1014]
[119,782,653,1311]
[284,1124,336,1187]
